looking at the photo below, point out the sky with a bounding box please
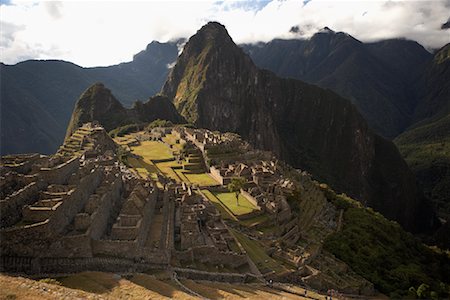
[1,0,449,67]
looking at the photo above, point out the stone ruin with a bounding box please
[173,187,249,271]
[0,123,374,295]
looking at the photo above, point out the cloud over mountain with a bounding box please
[1,0,449,67]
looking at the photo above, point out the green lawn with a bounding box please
[127,157,158,180]
[183,172,219,186]
[130,141,173,161]
[162,133,185,151]
[155,161,182,182]
[230,229,288,275]
[201,190,236,221]
[213,192,258,216]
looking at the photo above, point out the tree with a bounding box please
[227,177,246,206]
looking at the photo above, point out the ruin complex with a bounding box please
[0,123,374,295]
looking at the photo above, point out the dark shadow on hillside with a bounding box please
[56,271,120,294]
[129,273,187,298]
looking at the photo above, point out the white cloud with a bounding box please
[1,0,449,67]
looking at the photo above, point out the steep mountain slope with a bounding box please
[413,43,450,122]
[162,22,436,232]
[241,32,433,138]
[0,60,90,154]
[0,40,180,155]
[65,83,183,138]
[395,44,450,223]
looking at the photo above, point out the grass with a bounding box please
[213,192,258,216]
[131,141,173,161]
[239,214,271,228]
[155,161,182,181]
[182,172,219,186]
[201,189,236,221]
[162,133,185,151]
[230,229,289,275]
[127,157,158,180]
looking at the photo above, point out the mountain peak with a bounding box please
[191,21,234,46]
[320,26,335,33]
[199,21,228,34]
[161,21,254,120]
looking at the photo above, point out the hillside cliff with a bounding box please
[162,22,436,232]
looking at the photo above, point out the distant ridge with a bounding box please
[242,32,433,138]
[0,40,181,155]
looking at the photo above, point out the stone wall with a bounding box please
[47,167,103,235]
[0,181,45,228]
[22,202,62,223]
[89,176,123,240]
[137,189,157,246]
[209,166,225,185]
[91,239,169,263]
[0,153,41,174]
[173,267,255,283]
[174,245,247,269]
[0,221,51,256]
[48,232,92,258]
[240,189,260,208]
[39,156,80,185]
[0,256,167,275]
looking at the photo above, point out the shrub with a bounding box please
[109,123,145,137]
[145,119,173,130]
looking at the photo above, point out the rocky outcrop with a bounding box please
[162,22,436,232]
[66,83,184,138]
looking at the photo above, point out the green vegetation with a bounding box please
[65,83,132,139]
[201,189,236,220]
[214,192,257,216]
[238,214,270,228]
[154,161,181,181]
[146,119,173,130]
[172,43,212,123]
[227,177,246,206]
[395,114,450,220]
[131,141,173,161]
[182,172,219,186]
[230,229,289,275]
[322,188,450,298]
[162,133,185,151]
[127,157,158,180]
[109,123,146,137]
